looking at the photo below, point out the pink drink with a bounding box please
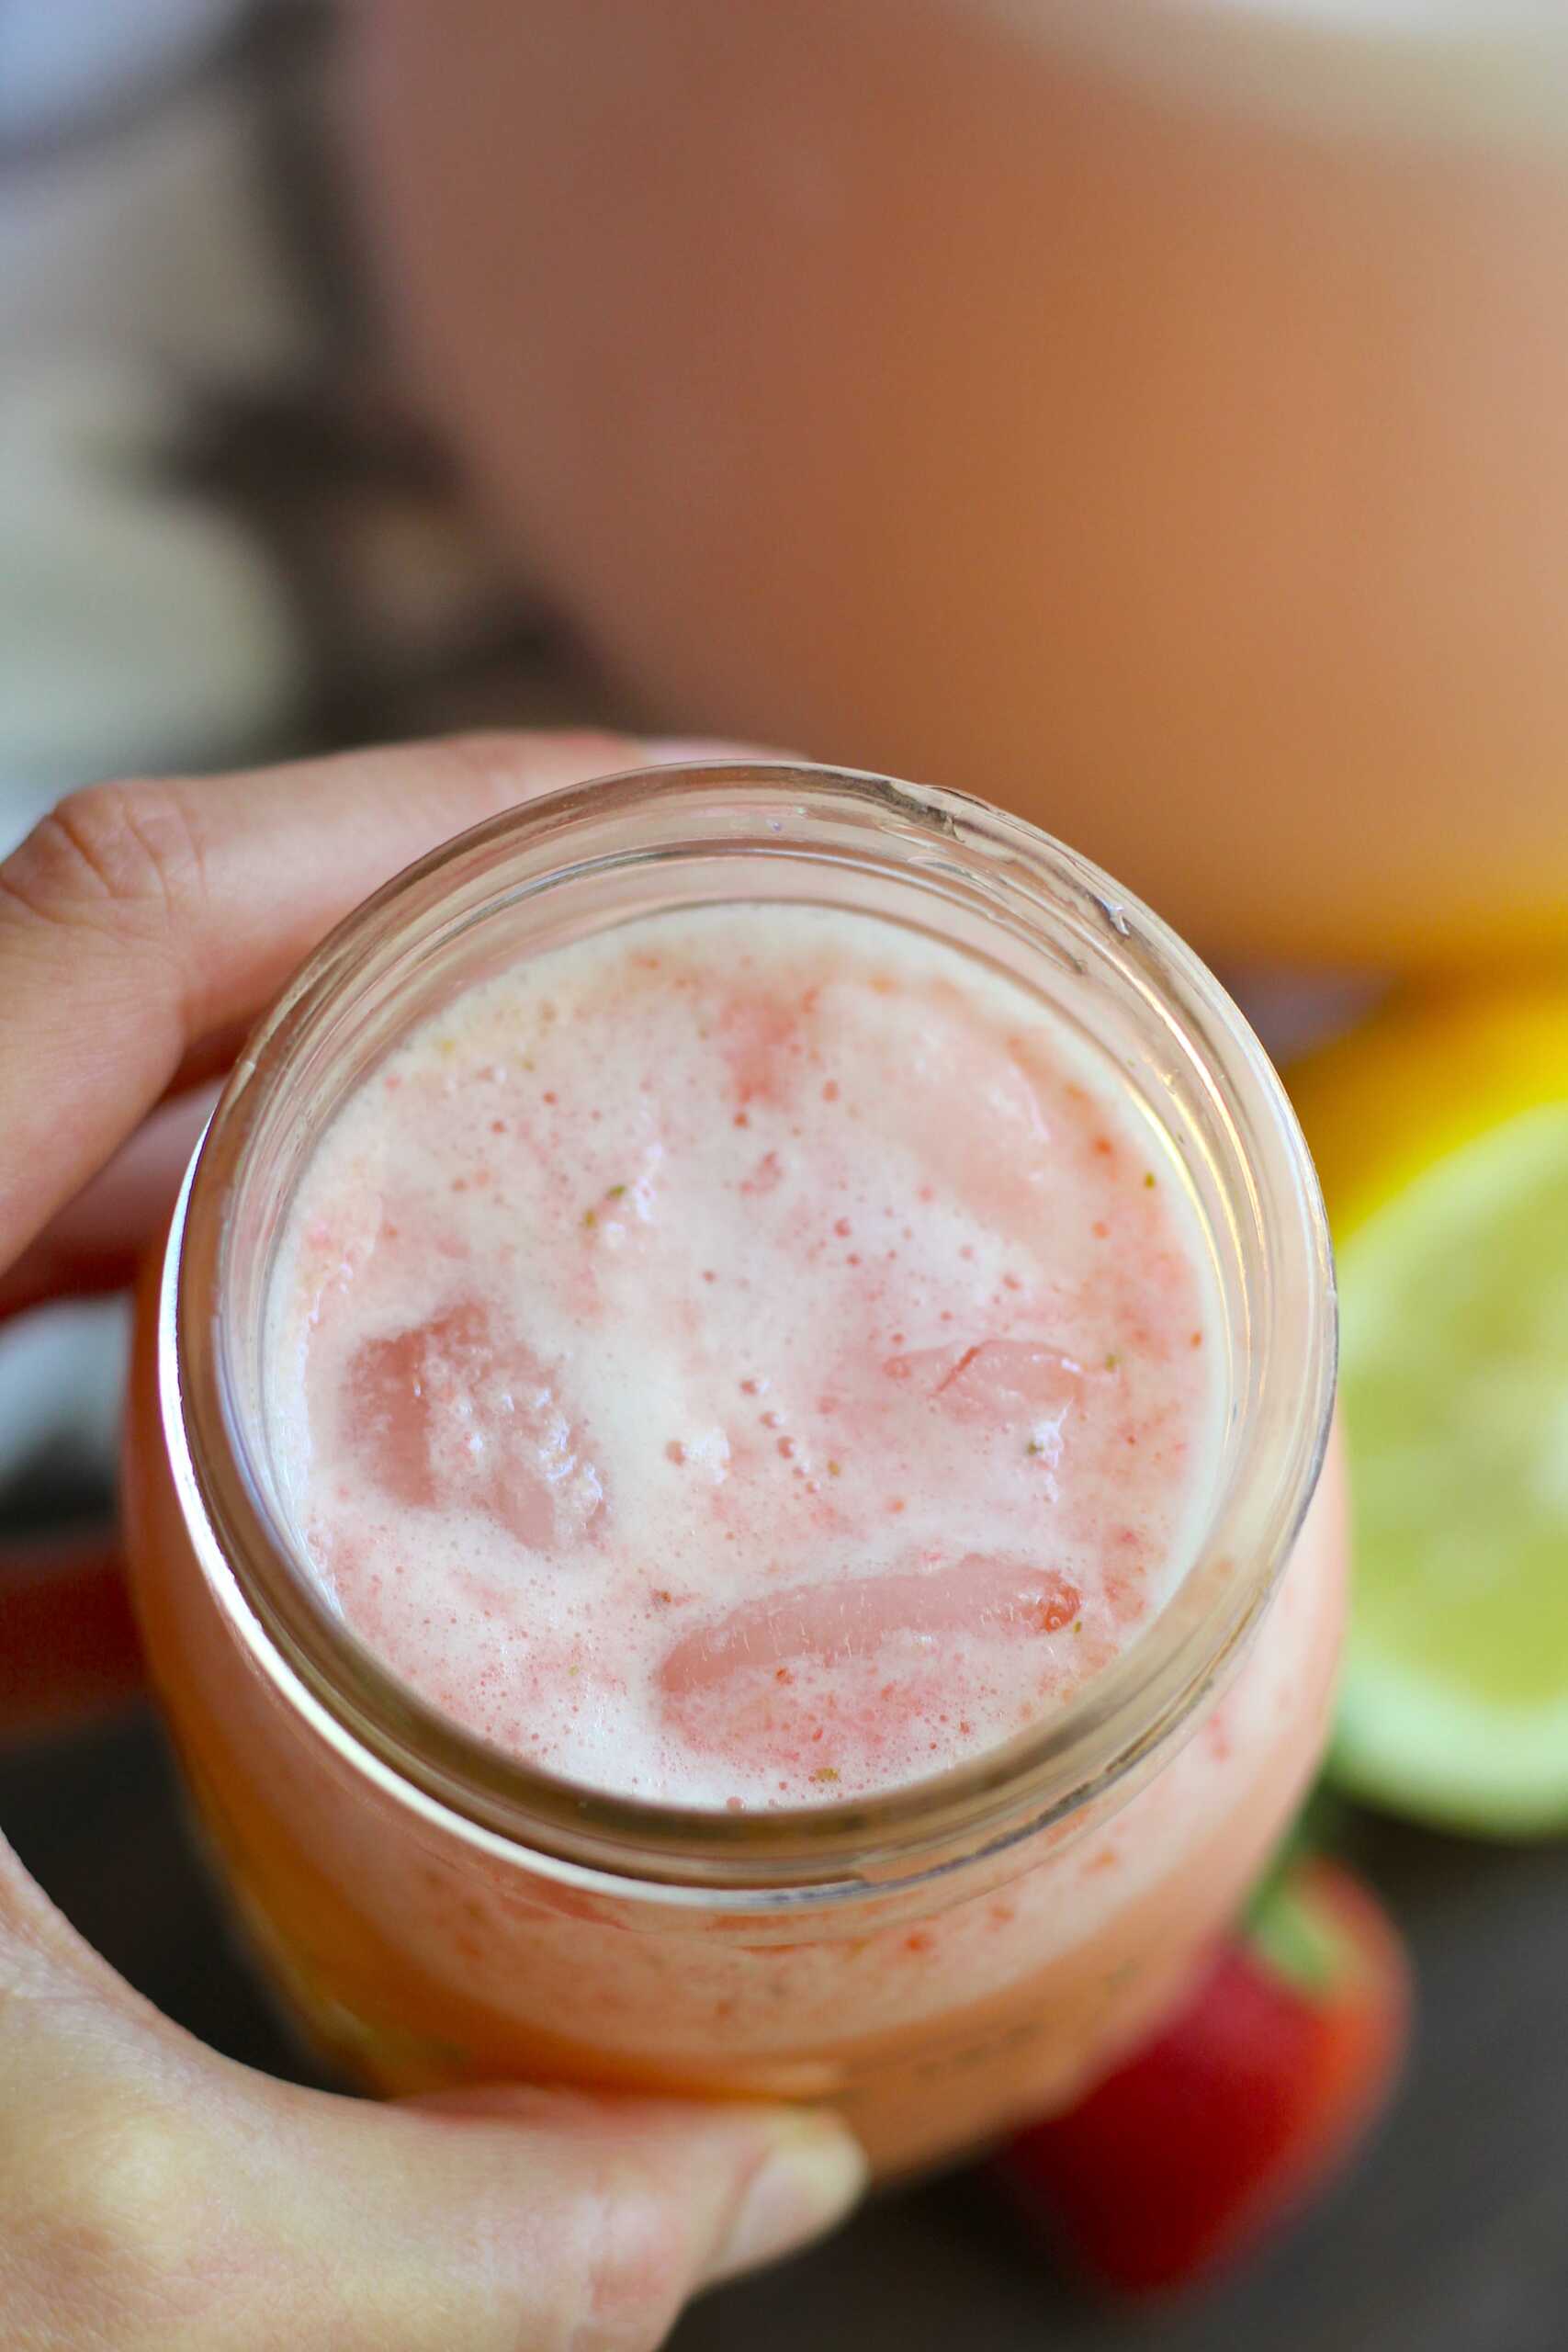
[268,908,1220,1812]
[126,765,1342,2172]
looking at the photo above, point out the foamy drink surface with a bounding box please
[265,906,1222,1808]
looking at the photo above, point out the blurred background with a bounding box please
[4,3,1568,2346]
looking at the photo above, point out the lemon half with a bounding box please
[1291,986,1568,1837]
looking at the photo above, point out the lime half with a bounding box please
[1292,989,1568,1837]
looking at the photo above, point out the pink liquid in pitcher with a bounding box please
[264,905,1224,1810]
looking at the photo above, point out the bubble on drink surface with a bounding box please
[342,1299,605,1549]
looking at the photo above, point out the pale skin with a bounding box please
[0,732,866,2352]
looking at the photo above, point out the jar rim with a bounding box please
[164,761,1336,1900]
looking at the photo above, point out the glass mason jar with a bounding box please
[123,762,1343,2177]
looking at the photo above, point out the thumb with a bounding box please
[243,2076,868,2352]
[2,1835,865,2352]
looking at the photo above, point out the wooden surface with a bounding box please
[6,1699,1568,2352]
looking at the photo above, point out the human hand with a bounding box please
[0,732,866,2351]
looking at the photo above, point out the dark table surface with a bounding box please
[6,1690,1568,2352]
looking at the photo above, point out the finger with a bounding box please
[3,2012,865,2352]
[254,2084,868,2352]
[0,1091,217,1324]
[0,730,749,1267]
[0,1538,143,1743]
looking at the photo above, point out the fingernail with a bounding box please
[707,2116,869,2285]
[642,738,802,765]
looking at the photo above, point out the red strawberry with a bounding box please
[994,1855,1411,2297]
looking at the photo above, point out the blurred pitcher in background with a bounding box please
[357,0,1568,969]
